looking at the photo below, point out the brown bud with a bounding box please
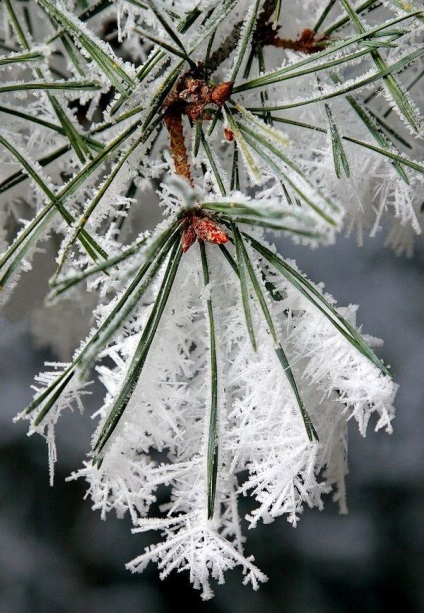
[211,81,234,106]
[181,225,197,253]
[192,216,229,245]
[224,128,234,142]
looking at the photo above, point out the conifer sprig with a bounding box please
[1,0,421,598]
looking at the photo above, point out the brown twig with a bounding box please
[270,28,331,54]
[206,1,278,76]
[253,1,330,55]
[207,20,243,75]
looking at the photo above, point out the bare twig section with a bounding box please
[268,28,331,54]
[207,21,243,75]
[258,0,279,24]
[205,2,279,76]
[253,1,330,54]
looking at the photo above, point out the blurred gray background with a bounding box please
[1,230,424,613]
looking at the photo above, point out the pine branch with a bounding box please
[2,0,419,597]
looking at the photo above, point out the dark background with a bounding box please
[1,231,424,613]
